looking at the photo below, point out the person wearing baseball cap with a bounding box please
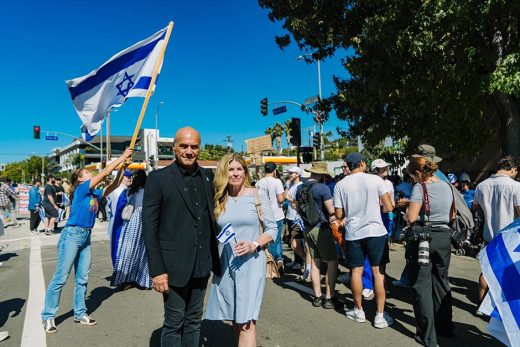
[284,166,308,276]
[333,153,394,328]
[412,144,449,183]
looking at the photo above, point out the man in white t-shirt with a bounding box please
[334,152,394,328]
[371,159,395,238]
[256,162,285,272]
[473,156,520,312]
[285,166,306,270]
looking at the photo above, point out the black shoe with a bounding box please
[322,298,335,309]
[312,296,323,307]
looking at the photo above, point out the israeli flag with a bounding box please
[217,223,236,245]
[66,26,168,140]
[478,218,520,347]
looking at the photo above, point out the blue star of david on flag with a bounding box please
[217,223,236,244]
[116,72,135,97]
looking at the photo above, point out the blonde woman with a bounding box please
[205,154,278,347]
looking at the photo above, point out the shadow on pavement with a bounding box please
[148,320,237,347]
[55,286,118,325]
[0,252,19,262]
[450,276,479,304]
[0,298,25,327]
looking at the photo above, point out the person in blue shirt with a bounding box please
[41,148,133,334]
[29,179,43,234]
[459,173,475,209]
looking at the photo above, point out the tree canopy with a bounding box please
[259,0,520,159]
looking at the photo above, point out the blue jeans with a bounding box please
[41,226,92,320]
[268,220,284,262]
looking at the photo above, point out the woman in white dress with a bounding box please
[205,153,278,347]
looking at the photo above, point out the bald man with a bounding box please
[142,127,221,346]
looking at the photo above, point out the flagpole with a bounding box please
[129,21,174,149]
[106,112,111,161]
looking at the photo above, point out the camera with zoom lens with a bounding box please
[404,223,432,266]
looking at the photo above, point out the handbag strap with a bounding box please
[253,188,264,235]
[421,182,431,220]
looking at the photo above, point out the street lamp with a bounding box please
[155,101,165,166]
[297,54,324,160]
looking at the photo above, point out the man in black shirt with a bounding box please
[142,127,221,346]
[42,176,59,235]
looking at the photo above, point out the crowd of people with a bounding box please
[0,126,518,346]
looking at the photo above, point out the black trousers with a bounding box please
[161,276,209,347]
[406,230,454,347]
[29,209,41,231]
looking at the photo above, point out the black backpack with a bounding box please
[296,181,321,227]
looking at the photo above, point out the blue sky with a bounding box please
[0,0,348,163]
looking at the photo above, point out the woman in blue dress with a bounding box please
[205,153,278,347]
[41,148,133,334]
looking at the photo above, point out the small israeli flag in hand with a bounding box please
[217,223,236,244]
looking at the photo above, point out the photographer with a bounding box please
[404,157,456,347]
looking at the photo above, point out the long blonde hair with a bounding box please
[214,153,253,219]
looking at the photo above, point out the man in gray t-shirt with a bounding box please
[473,156,520,312]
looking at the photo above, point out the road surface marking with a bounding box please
[21,237,46,347]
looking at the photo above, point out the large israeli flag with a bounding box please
[66,26,167,140]
[478,218,520,347]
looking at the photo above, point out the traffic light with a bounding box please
[260,97,268,116]
[313,132,321,148]
[101,158,106,169]
[33,125,40,139]
[289,118,301,146]
[148,155,155,169]
[299,146,313,164]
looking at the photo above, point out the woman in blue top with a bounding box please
[41,148,133,334]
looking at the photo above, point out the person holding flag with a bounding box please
[41,148,133,334]
[205,153,278,347]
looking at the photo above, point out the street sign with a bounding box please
[304,95,319,106]
[45,135,59,141]
[272,106,287,115]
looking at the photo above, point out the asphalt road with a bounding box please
[0,219,502,347]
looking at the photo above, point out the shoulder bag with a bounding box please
[253,189,280,279]
[121,193,135,221]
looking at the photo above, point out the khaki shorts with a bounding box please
[304,224,338,261]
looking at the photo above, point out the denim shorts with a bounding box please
[346,235,389,268]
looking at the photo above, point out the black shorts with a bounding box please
[346,235,389,268]
[44,205,59,218]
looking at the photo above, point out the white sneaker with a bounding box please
[43,318,57,334]
[0,331,9,341]
[362,288,374,300]
[345,307,366,323]
[337,273,351,285]
[374,311,394,328]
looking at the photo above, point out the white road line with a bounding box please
[21,237,46,347]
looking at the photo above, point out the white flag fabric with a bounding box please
[217,223,236,244]
[66,26,168,140]
[478,218,520,347]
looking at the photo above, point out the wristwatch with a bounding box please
[252,241,261,252]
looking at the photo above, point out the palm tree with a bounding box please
[284,120,293,155]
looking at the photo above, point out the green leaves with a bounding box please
[259,0,520,158]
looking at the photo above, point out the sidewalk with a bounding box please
[0,217,110,252]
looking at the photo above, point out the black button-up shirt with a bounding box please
[176,161,212,278]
